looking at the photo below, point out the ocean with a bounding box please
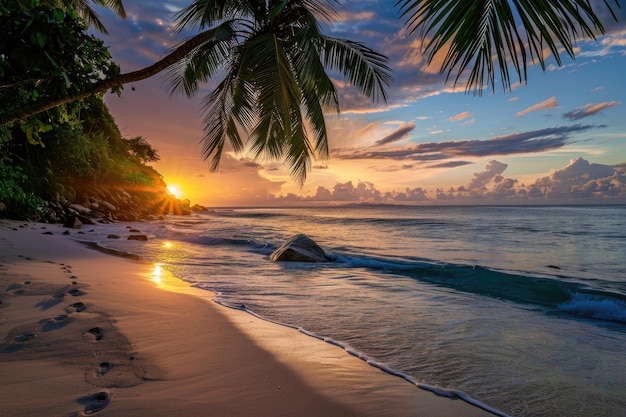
[72,205,626,417]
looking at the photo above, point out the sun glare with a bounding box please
[152,264,162,285]
[167,185,180,198]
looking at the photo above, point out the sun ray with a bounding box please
[167,185,180,198]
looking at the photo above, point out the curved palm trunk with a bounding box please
[0,31,211,126]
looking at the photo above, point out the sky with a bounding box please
[95,1,626,207]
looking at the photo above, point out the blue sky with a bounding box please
[97,1,626,206]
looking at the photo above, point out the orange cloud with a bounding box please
[448,111,472,122]
[517,96,559,117]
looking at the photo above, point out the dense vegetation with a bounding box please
[0,0,190,221]
[0,95,188,221]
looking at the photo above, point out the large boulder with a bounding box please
[270,234,331,262]
[68,203,91,215]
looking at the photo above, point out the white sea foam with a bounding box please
[558,293,626,323]
[214,297,512,417]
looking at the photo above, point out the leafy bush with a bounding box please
[0,127,43,218]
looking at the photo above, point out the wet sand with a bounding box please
[0,219,496,416]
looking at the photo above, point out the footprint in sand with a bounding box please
[97,361,112,376]
[87,327,104,341]
[68,301,87,312]
[35,295,64,310]
[5,283,25,295]
[14,333,36,343]
[41,314,70,332]
[67,288,86,297]
[0,333,37,353]
[77,391,110,415]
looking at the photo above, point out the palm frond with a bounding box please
[73,0,108,33]
[395,0,620,93]
[299,0,339,22]
[93,0,126,18]
[200,44,256,172]
[174,0,254,31]
[200,79,246,171]
[290,24,336,158]
[47,0,126,32]
[173,0,392,184]
[283,106,314,185]
[166,22,237,97]
[290,9,340,112]
[245,34,300,158]
[321,36,393,103]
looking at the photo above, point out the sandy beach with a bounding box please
[0,219,496,417]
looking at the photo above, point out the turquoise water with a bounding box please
[76,205,626,417]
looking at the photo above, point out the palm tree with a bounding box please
[2,0,391,184]
[394,0,620,93]
[44,0,127,33]
[166,0,393,184]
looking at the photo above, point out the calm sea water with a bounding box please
[73,205,626,417]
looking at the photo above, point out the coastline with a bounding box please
[0,219,496,417]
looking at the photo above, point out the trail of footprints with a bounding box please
[0,256,157,416]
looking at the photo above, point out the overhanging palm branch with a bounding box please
[395,0,620,94]
[168,0,393,185]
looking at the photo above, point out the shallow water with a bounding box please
[74,205,626,417]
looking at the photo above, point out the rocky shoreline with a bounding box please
[26,184,207,229]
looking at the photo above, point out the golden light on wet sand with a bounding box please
[152,264,163,285]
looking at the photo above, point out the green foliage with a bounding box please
[168,0,392,185]
[394,0,620,93]
[0,96,167,219]
[0,127,44,218]
[41,0,127,34]
[124,137,161,164]
[0,0,121,132]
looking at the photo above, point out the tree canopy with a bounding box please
[0,0,122,143]
[43,0,127,33]
[167,0,393,184]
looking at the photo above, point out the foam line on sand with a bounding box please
[0,220,499,417]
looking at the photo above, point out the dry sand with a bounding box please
[0,219,497,417]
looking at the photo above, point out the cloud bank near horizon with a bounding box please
[264,157,626,205]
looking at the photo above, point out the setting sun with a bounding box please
[167,185,180,199]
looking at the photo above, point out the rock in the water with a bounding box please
[128,235,148,241]
[270,234,331,262]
